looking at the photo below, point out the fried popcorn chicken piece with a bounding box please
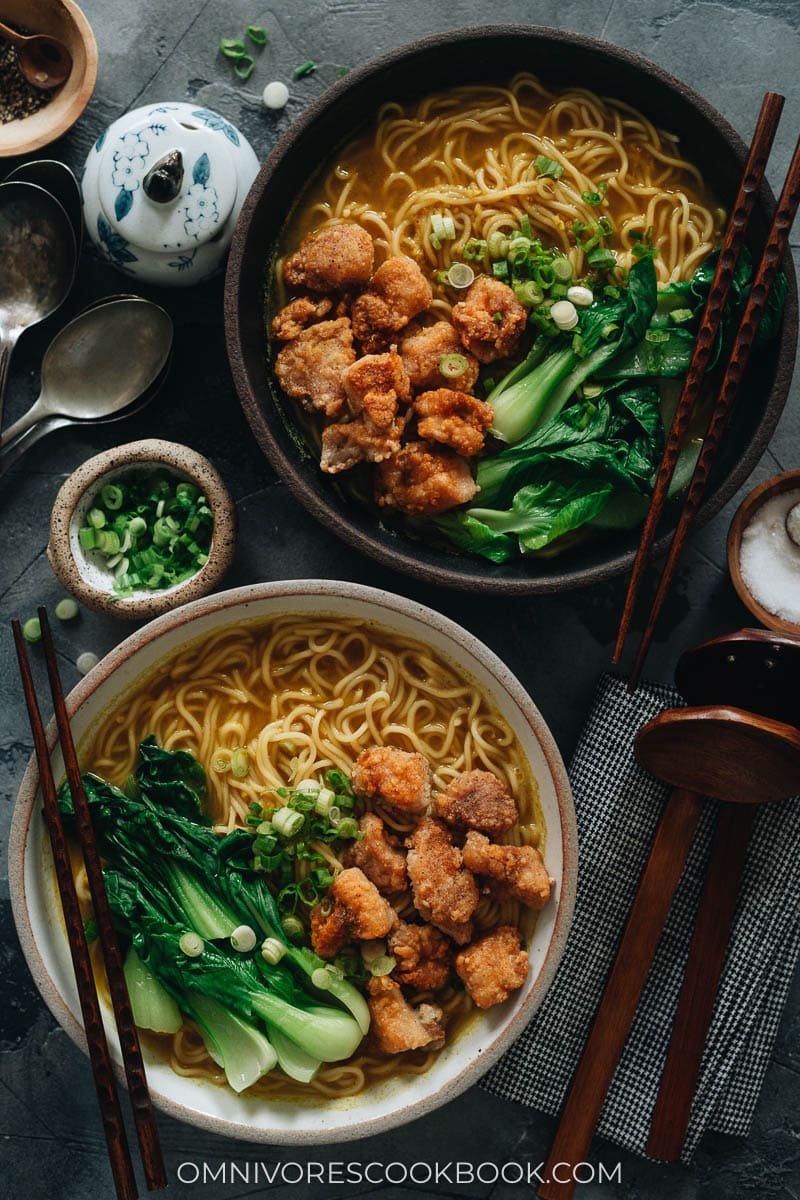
[352,256,433,352]
[320,413,406,474]
[347,812,408,895]
[283,222,375,292]
[455,925,529,1008]
[343,349,412,429]
[413,388,494,456]
[367,976,445,1053]
[400,321,480,393]
[405,817,478,945]
[388,922,452,992]
[451,276,527,363]
[271,295,334,341]
[274,317,355,418]
[351,746,432,815]
[461,831,552,910]
[374,441,477,517]
[434,770,519,839]
[310,867,396,958]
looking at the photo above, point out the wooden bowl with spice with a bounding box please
[727,469,800,636]
[0,0,97,157]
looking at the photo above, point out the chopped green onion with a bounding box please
[519,214,532,239]
[230,924,257,952]
[22,618,41,643]
[230,748,250,778]
[296,778,321,796]
[670,308,694,325]
[234,55,255,80]
[78,528,96,550]
[260,937,286,964]
[492,259,509,280]
[334,816,359,839]
[586,247,617,270]
[87,507,106,530]
[439,352,469,379]
[632,240,659,259]
[487,231,509,259]
[492,311,504,324]
[220,37,247,59]
[446,262,474,289]
[282,915,305,943]
[55,597,79,622]
[101,483,124,510]
[311,967,332,990]
[512,281,544,307]
[247,25,268,46]
[645,329,670,343]
[461,237,487,261]
[314,787,336,817]
[369,955,396,977]
[294,60,316,79]
[213,756,230,774]
[552,257,574,282]
[272,807,305,838]
[534,154,564,179]
[77,651,99,675]
[179,931,204,958]
[582,190,603,206]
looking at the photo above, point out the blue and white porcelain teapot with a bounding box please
[82,102,259,286]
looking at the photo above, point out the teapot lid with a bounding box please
[97,106,238,254]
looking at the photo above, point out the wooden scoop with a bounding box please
[537,703,800,1200]
[0,20,72,89]
[646,628,800,1160]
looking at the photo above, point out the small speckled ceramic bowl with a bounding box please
[47,439,236,619]
[727,469,800,636]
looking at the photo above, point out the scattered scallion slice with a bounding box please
[230,924,257,952]
[294,60,316,79]
[55,597,79,622]
[369,955,396,977]
[77,651,99,676]
[282,915,305,943]
[446,262,474,289]
[179,931,204,958]
[230,748,250,778]
[22,617,41,643]
[247,24,268,46]
[234,55,255,81]
[311,967,332,990]
[439,352,469,379]
[670,308,694,325]
[261,937,286,964]
[220,37,247,59]
[272,807,305,838]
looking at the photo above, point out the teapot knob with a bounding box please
[143,150,184,203]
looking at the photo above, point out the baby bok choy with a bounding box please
[58,738,368,1091]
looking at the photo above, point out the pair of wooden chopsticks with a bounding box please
[613,91,800,690]
[13,608,166,1200]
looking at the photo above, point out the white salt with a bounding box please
[739,488,800,623]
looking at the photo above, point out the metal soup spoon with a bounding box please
[0,182,76,432]
[0,297,173,449]
[4,160,83,253]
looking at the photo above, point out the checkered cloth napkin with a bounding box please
[482,674,800,1163]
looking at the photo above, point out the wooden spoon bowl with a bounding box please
[675,627,800,727]
[635,704,800,804]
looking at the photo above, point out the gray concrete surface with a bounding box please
[1,1,798,1197]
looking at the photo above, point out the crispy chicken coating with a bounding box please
[451,276,527,363]
[271,295,333,341]
[455,925,529,1008]
[274,317,355,418]
[400,321,480,393]
[351,746,432,815]
[434,770,519,839]
[283,222,374,292]
[310,867,396,959]
[320,414,406,474]
[462,831,552,910]
[405,817,478,944]
[374,441,477,517]
[367,976,445,1054]
[347,812,408,895]
[413,388,494,456]
[351,256,433,352]
[343,350,411,429]
[389,922,452,992]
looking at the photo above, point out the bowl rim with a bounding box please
[8,578,578,1143]
[224,22,798,596]
[0,0,98,157]
[726,468,800,635]
[46,438,237,620]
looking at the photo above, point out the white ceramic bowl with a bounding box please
[9,580,577,1143]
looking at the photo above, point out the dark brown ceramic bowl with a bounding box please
[224,25,798,595]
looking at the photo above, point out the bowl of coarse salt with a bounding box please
[728,469,800,636]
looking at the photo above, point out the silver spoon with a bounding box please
[4,161,83,252]
[0,297,173,450]
[0,182,76,432]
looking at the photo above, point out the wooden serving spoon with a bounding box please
[537,703,800,1200]
[646,628,800,1160]
[0,20,73,89]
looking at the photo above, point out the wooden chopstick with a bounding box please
[13,620,139,1200]
[612,91,785,670]
[627,130,800,689]
[36,608,168,1194]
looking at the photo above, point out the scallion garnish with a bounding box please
[247,25,268,46]
[294,60,317,79]
[220,37,247,59]
[534,154,564,179]
[670,308,694,325]
[22,617,41,643]
[439,353,469,379]
[55,597,79,621]
[234,55,255,81]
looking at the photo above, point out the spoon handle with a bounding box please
[646,802,757,1159]
[0,416,67,477]
[537,788,705,1200]
[0,400,46,448]
[0,19,25,49]
[0,335,13,435]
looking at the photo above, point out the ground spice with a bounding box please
[0,26,57,124]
